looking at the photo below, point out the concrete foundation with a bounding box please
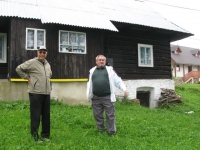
[0,79,174,108]
[0,80,90,105]
[116,79,175,108]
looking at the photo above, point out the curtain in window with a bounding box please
[60,32,68,45]
[0,36,3,59]
[37,31,44,48]
[140,47,151,64]
[77,33,85,46]
[146,48,151,64]
[27,30,34,49]
[140,47,145,64]
[59,31,86,53]
[69,33,76,46]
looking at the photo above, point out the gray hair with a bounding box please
[96,55,106,60]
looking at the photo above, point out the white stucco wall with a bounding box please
[0,79,174,108]
[176,64,183,77]
[0,80,90,105]
[51,82,89,105]
[192,66,198,71]
[172,63,199,78]
[115,79,174,108]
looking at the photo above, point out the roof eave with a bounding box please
[170,32,194,42]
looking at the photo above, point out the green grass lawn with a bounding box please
[0,84,200,150]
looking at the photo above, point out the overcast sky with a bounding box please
[144,0,200,49]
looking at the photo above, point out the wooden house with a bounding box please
[171,45,200,83]
[0,0,193,107]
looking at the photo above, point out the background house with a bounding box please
[171,45,200,83]
[0,0,193,107]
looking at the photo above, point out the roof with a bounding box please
[92,0,191,33]
[0,0,118,31]
[171,45,200,65]
[0,0,192,34]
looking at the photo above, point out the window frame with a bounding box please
[138,43,154,67]
[59,30,87,54]
[0,33,7,63]
[26,28,46,50]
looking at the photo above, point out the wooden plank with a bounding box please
[8,18,172,80]
[104,31,171,80]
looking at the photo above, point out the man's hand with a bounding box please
[124,90,128,98]
[28,78,31,83]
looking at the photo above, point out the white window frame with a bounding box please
[0,33,7,63]
[138,43,154,67]
[26,28,46,50]
[59,30,86,54]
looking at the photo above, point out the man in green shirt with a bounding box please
[87,55,128,135]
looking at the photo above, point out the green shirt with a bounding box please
[92,66,111,97]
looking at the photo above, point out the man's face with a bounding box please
[37,50,47,61]
[96,55,106,67]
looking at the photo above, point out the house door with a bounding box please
[137,91,150,107]
[0,33,7,79]
[188,66,192,73]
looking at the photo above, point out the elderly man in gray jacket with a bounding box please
[16,46,52,143]
[87,55,128,135]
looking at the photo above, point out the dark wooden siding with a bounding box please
[103,30,172,79]
[10,18,103,78]
[8,18,172,80]
[0,17,10,79]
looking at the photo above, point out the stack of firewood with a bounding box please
[158,88,183,104]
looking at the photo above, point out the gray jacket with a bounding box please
[16,57,52,95]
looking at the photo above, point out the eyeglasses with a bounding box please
[38,51,47,54]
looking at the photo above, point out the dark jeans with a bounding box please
[29,93,50,140]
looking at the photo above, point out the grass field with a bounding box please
[0,84,200,150]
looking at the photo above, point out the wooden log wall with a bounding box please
[7,17,173,80]
[0,17,10,79]
[103,30,172,80]
[10,18,103,78]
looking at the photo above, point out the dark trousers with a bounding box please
[92,95,116,134]
[29,93,50,140]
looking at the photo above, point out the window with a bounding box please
[138,44,153,67]
[59,30,86,54]
[0,33,7,63]
[176,65,180,71]
[26,28,46,50]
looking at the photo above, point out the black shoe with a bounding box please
[32,132,40,141]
